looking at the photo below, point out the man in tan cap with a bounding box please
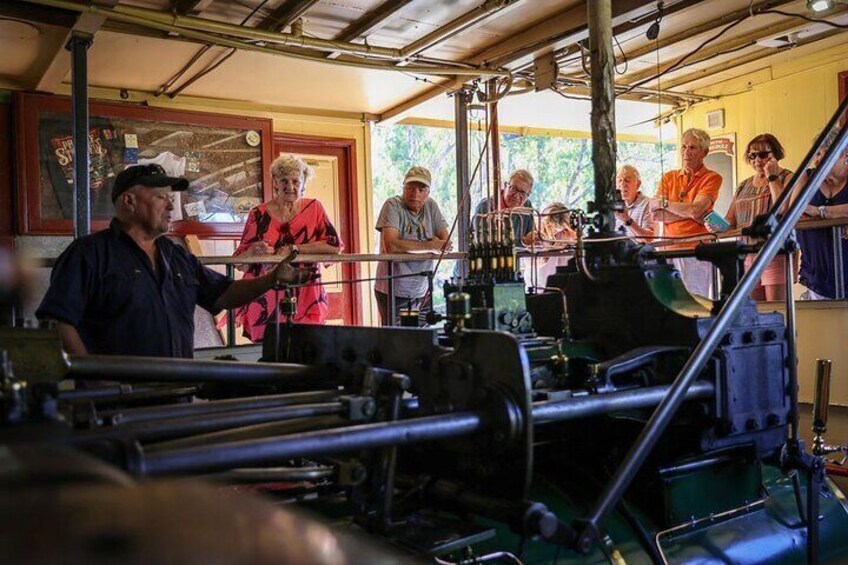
[374,166,451,325]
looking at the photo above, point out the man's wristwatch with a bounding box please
[819,205,827,219]
[767,173,780,182]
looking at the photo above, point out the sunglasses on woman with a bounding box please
[747,150,772,161]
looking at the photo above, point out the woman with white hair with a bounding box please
[232,154,343,341]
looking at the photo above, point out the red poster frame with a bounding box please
[14,91,273,238]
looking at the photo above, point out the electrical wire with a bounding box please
[613,32,628,75]
[760,9,848,29]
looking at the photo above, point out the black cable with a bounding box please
[613,32,628,75]
[621,15,749,94]
[760,9,848,30]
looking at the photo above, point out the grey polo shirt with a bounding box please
[375,196,448,298]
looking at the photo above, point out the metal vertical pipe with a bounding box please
[455,90,471,255]
[387,261,396,325]
[832,226,844,299]
[587,0,617,232]
[487,79,502,241]
[226,264,236,345]
[784,250,800,440]
[67,32,93,239]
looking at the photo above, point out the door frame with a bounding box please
[273,133,361,325]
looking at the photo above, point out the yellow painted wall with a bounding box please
[679,41,848,178]
[686,44,848,405]
[61,86,378,324]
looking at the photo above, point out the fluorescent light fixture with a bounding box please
[806,0,833,12]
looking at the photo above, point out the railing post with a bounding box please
[387,261,395,326]
[832,225,844,299]
[226,264,236,345]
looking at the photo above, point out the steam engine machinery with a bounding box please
[4,212,848,564]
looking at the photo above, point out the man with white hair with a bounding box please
[648,128,723,297]
[614,164,655,239]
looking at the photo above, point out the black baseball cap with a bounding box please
[111,164,189,202]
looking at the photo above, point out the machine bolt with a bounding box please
[361,399,376,419]
[763,330,778,342]
[742,331,754,344]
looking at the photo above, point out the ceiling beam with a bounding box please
[334,0,413,42]
[0,0,77,26]
[327,0,414,60]
[171,0,209,16]
[662,27,848,91]
[398,0,522,60]
[378,0,660,122]
[34,0,121,93]
[619,3,848,87]
[606,0,796,71]
[256,0,320,31]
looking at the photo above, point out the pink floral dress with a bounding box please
[233,198,343,341]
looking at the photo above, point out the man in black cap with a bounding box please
[36,164,311,358]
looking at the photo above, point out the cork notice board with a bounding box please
[15,92,273,237]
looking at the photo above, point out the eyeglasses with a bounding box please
[505,183,530,198]
[747,150,772,161]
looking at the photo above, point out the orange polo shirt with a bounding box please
[656,165,722,247]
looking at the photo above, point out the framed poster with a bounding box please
[14,92,273,237]
[705,133,737,218]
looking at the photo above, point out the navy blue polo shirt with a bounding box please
[36,219,232,358]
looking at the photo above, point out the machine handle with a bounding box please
[813,359,832,435]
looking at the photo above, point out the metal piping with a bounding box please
[67,354,334,386]
[136,412,486,475]
[110,3,403,59]
[532,382,714,425]
[67,32,92,239]
[74,402,346,444]
[23,0,509,77]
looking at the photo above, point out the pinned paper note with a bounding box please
[183,200,207,218]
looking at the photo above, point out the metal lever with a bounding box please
[813,359,832,437]
[811,359,847,460]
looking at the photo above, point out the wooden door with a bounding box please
[274,135,360,325]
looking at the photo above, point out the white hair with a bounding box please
[271,153,313,184]
[681,128,710,152]
[617,164,641,181]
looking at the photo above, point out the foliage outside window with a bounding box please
[371,123,677,306]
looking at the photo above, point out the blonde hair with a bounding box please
[271,154,313,184]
